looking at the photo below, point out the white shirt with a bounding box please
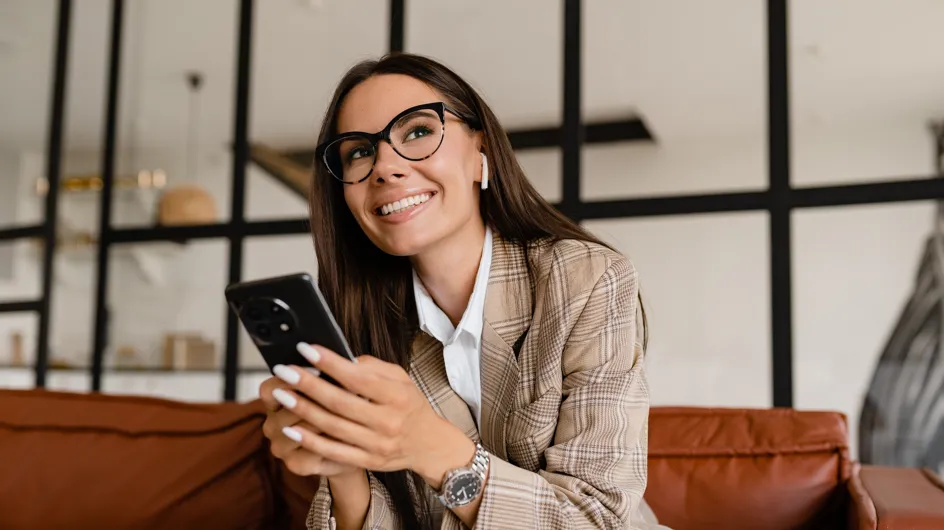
[412,226,492,428]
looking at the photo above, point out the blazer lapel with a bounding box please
[479,234,533,459]
[408,332,479,442]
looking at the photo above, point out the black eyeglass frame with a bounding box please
[315,101,480,184]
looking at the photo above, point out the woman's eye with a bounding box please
[347,146,372,162]
[403,126,432,142]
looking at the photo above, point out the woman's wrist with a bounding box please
[327,470,370,530]
[413,416,477,490]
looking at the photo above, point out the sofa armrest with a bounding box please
[847,464,944,530]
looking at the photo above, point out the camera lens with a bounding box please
[256,324,271,339]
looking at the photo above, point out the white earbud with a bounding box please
[480,152,489,190]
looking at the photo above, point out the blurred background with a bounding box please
[1,0,943,474]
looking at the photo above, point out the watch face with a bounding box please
[446,472,483,506]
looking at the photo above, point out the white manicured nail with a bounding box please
[282,426,303,442]
[271,388,297,409]
[296,342,321,364]
[273,364,300,385]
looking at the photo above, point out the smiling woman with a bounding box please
[257,52,660,530]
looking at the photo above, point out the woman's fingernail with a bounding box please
[271,388,297,409]
[296,342,321,364]
[282,426,303,442]
[273,364,300,385]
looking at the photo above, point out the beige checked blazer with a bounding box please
[307,233,653,529]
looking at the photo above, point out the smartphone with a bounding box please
[225,272,357,383]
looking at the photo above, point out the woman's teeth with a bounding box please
[379,193,432,216]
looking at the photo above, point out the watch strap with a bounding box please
[434,442,489,507]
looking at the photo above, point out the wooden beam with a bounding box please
[248,143,311,197]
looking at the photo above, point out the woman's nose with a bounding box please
[372,141,407,181]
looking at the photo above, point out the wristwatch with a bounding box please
[433,442,490,508]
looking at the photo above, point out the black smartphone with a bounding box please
[225,272,357,383]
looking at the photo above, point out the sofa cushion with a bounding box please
[0,388,274,529]
[645,407,851,530]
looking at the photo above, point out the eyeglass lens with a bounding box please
[325,108,444,183]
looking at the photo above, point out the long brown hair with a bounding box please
[308,52,647,530]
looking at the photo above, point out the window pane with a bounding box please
[582,0,766,199]
[517,148,562,204]
[0,151,45,228]
[246,165,308,221]
[584,212,771,407]
[408,0,561,129]
[46,249,97,371]
[0,315,91,394]
[102,373,222,403]
[793,202,937,463]
[46,371,91,393]
[111,0,238,228]
[0,0,56,222]
[247,0,387,221]
[0,240,41,301]
[100,240,228,374]
[0,313,38,370]
[0,367,34,390]
[790,1,944,186]
[238,372,271,403]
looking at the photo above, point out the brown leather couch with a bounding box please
[0,388,942,529]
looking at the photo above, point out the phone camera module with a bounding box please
[256,324,271,339]
[241,297,296,346]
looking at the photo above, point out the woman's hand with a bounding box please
[271,343,475,489]
[259,376,361,478]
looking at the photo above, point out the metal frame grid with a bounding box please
[2,0,941,404]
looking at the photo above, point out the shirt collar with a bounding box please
[412,226,493,346]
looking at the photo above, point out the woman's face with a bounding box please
[335,74,484,257]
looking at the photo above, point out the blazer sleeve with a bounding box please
[451,256,650,529]
[306,471,403,530]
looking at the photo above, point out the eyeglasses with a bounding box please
[316,101,478,184]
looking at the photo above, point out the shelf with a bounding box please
[107,367,224,374]
[0,365,272,374]
[34,172,167,196]
[102,366,272,374]
[0,299,42,313]
[0,224,44,242]
[110,222,233,243]
[107,218,312,244]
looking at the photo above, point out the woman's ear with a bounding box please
[471,128,485,153]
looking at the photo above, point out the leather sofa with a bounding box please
[0,388,942,529]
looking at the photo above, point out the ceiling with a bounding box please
[1,0,943,159]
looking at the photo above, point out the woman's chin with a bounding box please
[373,233,429,258]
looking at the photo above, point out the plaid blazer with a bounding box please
[307,233,651,529]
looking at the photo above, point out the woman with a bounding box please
[259,53,659,530]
